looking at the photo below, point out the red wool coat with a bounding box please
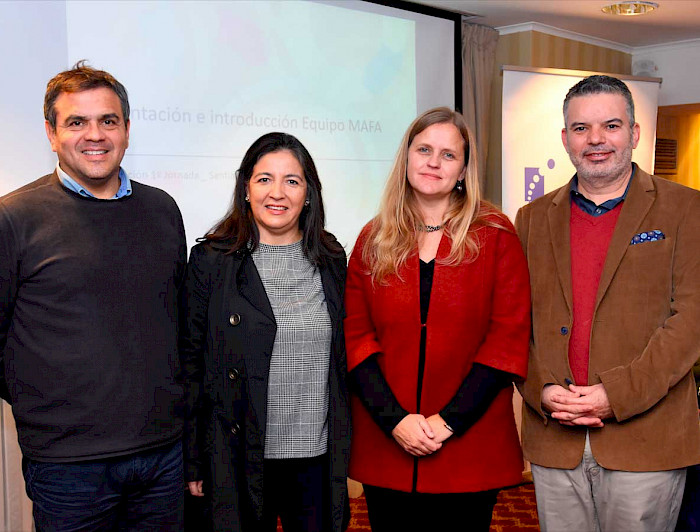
[344,215,531,493]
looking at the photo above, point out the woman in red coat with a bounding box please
[344,107,531,531]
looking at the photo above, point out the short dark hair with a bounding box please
[206,132,343,264]
[44,60,130,129]
[563,75,635,127]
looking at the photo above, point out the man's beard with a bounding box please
[568,140,634,189]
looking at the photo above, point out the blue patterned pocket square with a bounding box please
[630,230,665,245]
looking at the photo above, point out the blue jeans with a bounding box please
[23,440,184,532]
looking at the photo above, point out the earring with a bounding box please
[304,199,310,206]
[456,180,464,192]
[245,195,250,202]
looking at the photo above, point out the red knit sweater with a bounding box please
[569,202,623,385]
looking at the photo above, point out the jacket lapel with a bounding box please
[548,183,574,314]
[595,167,655,309]
[320,262,341,323]
[235,251,276,323]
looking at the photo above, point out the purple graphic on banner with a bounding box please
[524,159,555,203]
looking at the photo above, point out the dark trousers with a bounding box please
[363,484,498,532]
[261,454,329,532]
[23,440,184,532]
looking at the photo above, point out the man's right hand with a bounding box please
[542,384,604,427]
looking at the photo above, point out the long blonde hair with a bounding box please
[361,107,502,283]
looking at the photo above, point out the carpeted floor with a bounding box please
[276,482,540,531]
[490,483,540,531]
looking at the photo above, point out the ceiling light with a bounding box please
[601,1,658,16]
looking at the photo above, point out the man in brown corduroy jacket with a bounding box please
[516,75,700,532]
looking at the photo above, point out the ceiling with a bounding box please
[414,1,700,48]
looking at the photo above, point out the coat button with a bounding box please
[228,368,240,381]
[229,314,241,326]
[230,422,240,435]
[560,326,569,335]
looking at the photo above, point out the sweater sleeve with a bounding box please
[350,353,409,437]
[352,356,513,439]
[0,205,17,403]
[439,363,512,436]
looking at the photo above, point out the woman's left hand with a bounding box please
[425,414,454,444]
[391,414,442,456]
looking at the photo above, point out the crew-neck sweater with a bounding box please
[569,201,623,385]
[0,173,186,461]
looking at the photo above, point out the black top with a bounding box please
[350,259,512,438]
[0,173,186,461]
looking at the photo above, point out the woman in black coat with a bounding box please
[180,132,350,531]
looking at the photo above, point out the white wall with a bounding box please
[633,39,700,106]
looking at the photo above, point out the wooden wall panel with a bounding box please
[530,32,631,81]
[652,105,700,191]
[677,113,700,190]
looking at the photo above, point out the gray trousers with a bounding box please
[532,434,686,532]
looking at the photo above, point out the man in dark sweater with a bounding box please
[516,75,700,531]
[0,62,186,530]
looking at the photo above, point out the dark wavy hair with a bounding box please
[563,75,635,128]
[44,60,130,129]
[206,132,343,264]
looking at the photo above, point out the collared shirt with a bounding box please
[570,164,636,216]
[56,163,132,199]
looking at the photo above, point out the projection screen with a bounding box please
[0,0,460,251]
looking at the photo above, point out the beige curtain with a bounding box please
[461,22,499,190]
[1,401,33,531]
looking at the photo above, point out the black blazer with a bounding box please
[179,238,350,531]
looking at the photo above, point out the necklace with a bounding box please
[420,223,444,233]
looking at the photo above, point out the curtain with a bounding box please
[462,22,499,190]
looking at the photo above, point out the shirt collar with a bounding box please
[56,163,132,199]
[570,163,635,216]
